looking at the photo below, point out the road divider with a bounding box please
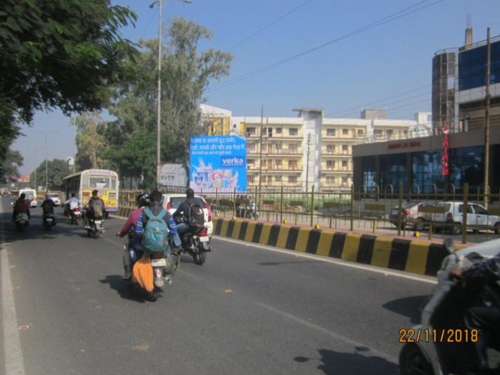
[214,218,449,276]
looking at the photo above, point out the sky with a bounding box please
[13,0,500,174]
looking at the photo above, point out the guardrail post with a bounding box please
[462,183,469,244]
[280,186,284,224]
[397,183,403,237]
[310,185,315,227]
[350,185,354,231]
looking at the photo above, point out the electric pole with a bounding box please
[305,133,311,192]
[258,105,264,198]
[484,27,491,208]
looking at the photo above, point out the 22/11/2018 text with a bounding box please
[399,329,478,343]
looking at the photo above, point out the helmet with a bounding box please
[136,193,151,208]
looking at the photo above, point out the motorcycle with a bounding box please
[69,207,82,225]
[124,238,180,302]
[15,213,29,231]
[85,216,105,238]
[43,212,56,231]
[177,219,212,265]
[399,239,500,375]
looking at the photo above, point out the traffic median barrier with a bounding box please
[213,218,449,276]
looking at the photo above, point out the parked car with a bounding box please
[47,193,61,207]
[389,202,433,230]
[427,202,500,235]
[162,194,213,236]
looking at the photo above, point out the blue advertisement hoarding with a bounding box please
[190,136,247,192]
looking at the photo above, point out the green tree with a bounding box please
[0,0,138,176]
[1,148,23,182]
[30,159,71,190]
[71,112,108,170]
[105,18,233,186]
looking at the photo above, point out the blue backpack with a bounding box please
[141,207,169,253]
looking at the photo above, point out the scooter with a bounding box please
[399,239,500,375]
[15,213,29,231]
[69,207,82,225]
[124,238,180,302]
[42,212,56,231]
[175,218,212,265]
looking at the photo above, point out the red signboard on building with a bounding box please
[387,140,421,151]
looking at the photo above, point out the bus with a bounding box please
[62,169,119,214]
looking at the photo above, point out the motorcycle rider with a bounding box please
[450,254,500,374]
[143,189,181,248]
[173,188,200,236]
[84,190,106,228]
[65,193,81,215]
[41,194,57,225]
[12,193,31,222]
[115,193,151,280]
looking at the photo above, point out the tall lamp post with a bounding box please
[150,0,192,188]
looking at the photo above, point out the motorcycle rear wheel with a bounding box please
[193,252,206,265]
[399,343,433,375]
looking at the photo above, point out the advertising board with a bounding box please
[190,135,247,192]
[160,164,189,188]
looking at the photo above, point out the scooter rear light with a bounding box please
[404,209,410,216]
[151,253,164,259]
[75,208,79,212]
[204,202,212,222]
[200,229,208,236]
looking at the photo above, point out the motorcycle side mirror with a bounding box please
[444,239,455,254]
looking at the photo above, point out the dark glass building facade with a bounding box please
[459,40,500,91]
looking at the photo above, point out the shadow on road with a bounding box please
[99,275,148,303]
[294,347,398,375]
[382,295,427,324]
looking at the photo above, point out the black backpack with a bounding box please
[188,203,205,226]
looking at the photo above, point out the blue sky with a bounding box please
[13,0,500,174]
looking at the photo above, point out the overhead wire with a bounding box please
[207,0,448,93]
[226,0,314,52]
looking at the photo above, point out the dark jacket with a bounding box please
[173,198,196,222]
[462,253,500,283]
[41,199,56,214]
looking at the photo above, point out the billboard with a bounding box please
[160,164,189,188]
[19,175,30,183]
[190,135,247,192]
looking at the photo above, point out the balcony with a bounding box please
[321,168,352,174]
[245,133,302,140]
[247,168,302,174]
[321,152,352,157]
[247,149,303,155]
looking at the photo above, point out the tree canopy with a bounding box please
[0,0,138,180]
[30,159,71,190]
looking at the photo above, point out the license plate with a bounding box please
[94,220,102,224]
[199,236,210,242]
[152,258,167,267]
[46,218,53,222]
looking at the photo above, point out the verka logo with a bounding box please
[221,157,244,166]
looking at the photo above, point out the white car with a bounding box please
[162,194,213,236]
[19,189,37,208]
[47,193,61,207]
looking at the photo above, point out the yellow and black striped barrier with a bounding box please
[214,218,449,276]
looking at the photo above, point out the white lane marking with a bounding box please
[257,302,397,363]
[214,236,437,285]
[1,203,26,375]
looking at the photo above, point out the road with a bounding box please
[1,197,435,375]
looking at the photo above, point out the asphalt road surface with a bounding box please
[1,197,435,375]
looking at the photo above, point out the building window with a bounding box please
[276,160,282,169]
[412,151,444,194]
[326,144,335,153]
[248,175,255,183]
[289,143,298,153]
[276,128,282,134]
[343,129,349,135]
[387,130,394,138]
[267,128,273,137]
[381,154,407,192]
[326,176,335,184]
[342,160,348,168]
[261,176,268,183]
[248,159,254,168]
[247,127,256,136]
[357,129,364,135]
[289,128,298,136]
[276,142,282,151]
[288,176,297,183]
[326,160,335,169]
[362,157,376,192]
[275,175,282,182]
[342,145,348,152]
[449,146,485,194]
[248,144,256,152]
[289,160,298,170]
[327,129,336,136]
